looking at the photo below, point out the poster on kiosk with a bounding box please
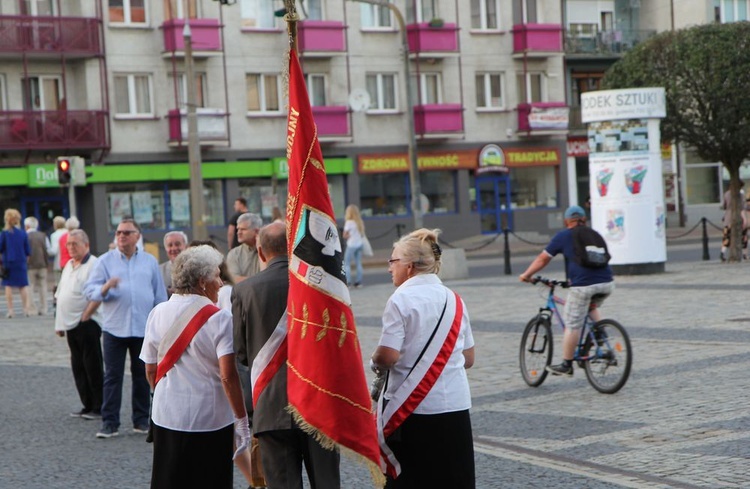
[581,87,667,273]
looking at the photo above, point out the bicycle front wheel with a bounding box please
[519,315,553,387]
[584,319,632,394]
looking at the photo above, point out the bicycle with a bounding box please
[519,276,632,394]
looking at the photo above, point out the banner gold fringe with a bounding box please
[288,405,386,488]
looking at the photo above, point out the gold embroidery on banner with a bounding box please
[301,303,309,339]
[287,361,373,415]
[338,313,347,348]
[310,157,324,172]
[316,309,330,341]
[287,304,358,348]
[288,305,295,333]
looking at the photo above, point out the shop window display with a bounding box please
[359,172,456,217]
[510,166,558,209]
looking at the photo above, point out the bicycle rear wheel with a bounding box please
[584,319,632,394]
[519,315,553,387]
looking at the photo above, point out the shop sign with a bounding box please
[504,147,561,167]
[358,150,478,173]
[529,106,569,130]
[567,138,589,157]
[27,164,60,188]
[476,144,508,174]
[581,87,666,123]
[271,157,289,179]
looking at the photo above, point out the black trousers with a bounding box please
[385,410,475,489]
[151,423,234,489]
[257,428,341,489]
[66,319,104,412]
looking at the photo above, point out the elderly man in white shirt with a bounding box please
[55,229,104,420]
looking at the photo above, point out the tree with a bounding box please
[603,22,750,262]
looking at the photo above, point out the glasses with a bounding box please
[116,230,138,236]
[388,258,402,265]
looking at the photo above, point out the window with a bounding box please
[240,0,283,28]
[406,0,438,23]
[511,167,558,209]
[23,0,56,16]
[114,74,153,117]
[164,0,198,19]
[23,75,61,110]
[476,73,504,109]
[361,2,392,28]
[471,0,499,30]
[109,0,147,25]
[305,0,323,20]
[366,73,397,111]
[717,0,750,22]
[513,0,538,24]
[306,74,327,106]
[236,180,285,222]
[246,74,282,113]
[516,72,547,104]
[106,181,224,231]
[359,171,456,217]
[410,73,442,105]
[168,73,206,109]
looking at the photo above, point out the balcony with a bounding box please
[0,110,108,150]
[167,108,229,146]
[297,20,345,56]
[0,15,102,58]
[312,106,349,139]
[162,18,221,55]
[406,22,459,55]
[517,102,568,134]
[564,29,657,58]
[512,23,563,57]
[414,104,463,137]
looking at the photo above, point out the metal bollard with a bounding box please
[701,217,710,261]
[503,228,512,275]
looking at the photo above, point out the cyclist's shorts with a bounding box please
[563,282,615,330]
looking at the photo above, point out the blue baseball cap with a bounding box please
[564,205,586,219]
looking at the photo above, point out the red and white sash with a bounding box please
[250,309,288,407]
[155,296,220,386]
[377,290,464,478]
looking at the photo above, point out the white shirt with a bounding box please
[217,284,232,312]
[140,294,235,432]
[344,220,363,248]
[54,255,103,332]
[379,273,474,414]
[48,229,67,271]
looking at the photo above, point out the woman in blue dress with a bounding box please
[0,208,31,318]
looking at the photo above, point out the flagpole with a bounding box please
[283,0,299,53]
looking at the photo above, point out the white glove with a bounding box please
[233,416,251,460]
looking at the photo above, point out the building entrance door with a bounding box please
[21,196,67,233]
[476,174,513,234]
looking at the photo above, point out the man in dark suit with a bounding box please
[232,221,340,489]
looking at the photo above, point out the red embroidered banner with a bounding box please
[285,49,384,486]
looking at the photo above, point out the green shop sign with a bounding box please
[28,164,61,188]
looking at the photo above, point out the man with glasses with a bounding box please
[226,213,262,284]
[85,219,167,439]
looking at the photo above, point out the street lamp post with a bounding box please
[183,8,208,240]
[347,0,422,229]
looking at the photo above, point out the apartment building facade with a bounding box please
[0,0,572,255]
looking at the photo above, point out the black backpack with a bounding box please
[571,225,611,268]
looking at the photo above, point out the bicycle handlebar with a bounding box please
[531,276,570,288]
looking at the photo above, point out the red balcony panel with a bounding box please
[512,23,563,53]
[0,110,108,150]
[162,19,221,53]
[517,102,568,132]
[406,23,458,53]
[297,21,346,53]
[312,106,349,137]
[167,108,229,144]
[0,16,101,56]
[413,104,463,134]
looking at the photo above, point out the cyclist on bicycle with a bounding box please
[519,205,614,377]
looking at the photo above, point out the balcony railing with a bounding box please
[406,22,459,54]
[414,104,463,135]
[312,106,349,137]
[297,20,346,54]
[0,110,108,150]
[512,23,563,54]
[564,29,657,56]
[162,18,222,53]
[168,108,229,145]
[0,15,101,56]
[517,102,568,132]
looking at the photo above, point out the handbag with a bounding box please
[361,236,374,257]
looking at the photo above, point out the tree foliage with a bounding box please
[603,22,750,261]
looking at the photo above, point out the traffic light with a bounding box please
[57,157,72,185]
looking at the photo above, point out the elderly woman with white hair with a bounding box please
[158,230,188,296]
[140,245,250,489]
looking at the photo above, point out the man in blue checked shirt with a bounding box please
[85,218,167,439]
